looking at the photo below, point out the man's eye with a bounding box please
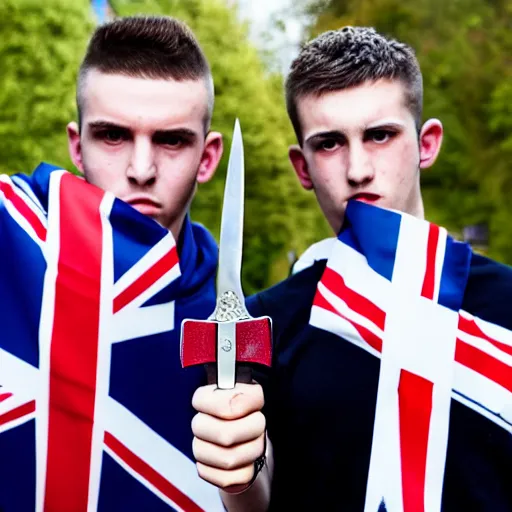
[97,129,126,144]
[318,139,339,151]
[370,130,394,144]
[154,133,185,148]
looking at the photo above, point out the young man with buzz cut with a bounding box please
[193,26,512,512]
[1,15,228,511]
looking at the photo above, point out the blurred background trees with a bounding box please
[0,0,94,174]
[0,0,510,292]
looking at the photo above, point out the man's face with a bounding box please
[289,79,443,233]
[67,70,222,239]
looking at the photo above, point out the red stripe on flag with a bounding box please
[0,181,47,241]
[0,393,13,402]
[398,370,433,512]
[104,432,204,512]
[321,267,386,330]
[0,400,36,427]
[458,314,512,357]
[113,246,178,313]
[313,288,383,353]
[455,339,512,393]
[313,287,339,317]
[421,224,440,300]
[44,173,104,512]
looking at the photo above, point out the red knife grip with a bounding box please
[236,317,272,365]
[181,319,217,368]
[180,317,272,368]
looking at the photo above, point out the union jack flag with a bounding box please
[0,163,223,511]
[310,200,512,512]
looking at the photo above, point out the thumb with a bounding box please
[192,383,264,420]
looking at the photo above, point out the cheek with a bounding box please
[82,152,124,192]
[310,154,342,188]
[157,158,198,201]
[83,139,131,179]
[377,140,419,185]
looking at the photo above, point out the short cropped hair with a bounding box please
[285,26,423,143]
[77,15,214,132]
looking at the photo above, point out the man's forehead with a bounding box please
[80,69,208,130]
[299,80,414,138]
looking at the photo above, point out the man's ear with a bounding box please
[197,131,223,184]
[67,121,84,174]
[289,144,313,190]
[419,119,443,170]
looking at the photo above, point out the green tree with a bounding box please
[0,0,94,175]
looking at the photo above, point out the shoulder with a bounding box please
[247,260,327,339]
[464,252,512,328]
[291,237,336,274]
[10,162,67,214]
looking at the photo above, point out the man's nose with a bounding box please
[126,138,156,186]
[346,142,375,187]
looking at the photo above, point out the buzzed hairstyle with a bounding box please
[77,15,214,132]
[285,26,423,144]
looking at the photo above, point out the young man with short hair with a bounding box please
[194,27,512,511]
[0,15,226,511]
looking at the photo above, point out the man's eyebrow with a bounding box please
[153,128,198,139]
[365,119,406,130]
[304,130,345,145]
[87,121,129,130]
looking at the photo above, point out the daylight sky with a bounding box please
[237,0,303,71]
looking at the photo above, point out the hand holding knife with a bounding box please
[180,120,273,499]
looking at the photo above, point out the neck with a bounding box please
[169,213,187,246]
[411,198,425,220]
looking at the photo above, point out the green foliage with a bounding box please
[113,0,330,293]
[0,0,94,175]
[299,0,512,263]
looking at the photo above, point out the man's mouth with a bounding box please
[124,196,161,216]
[350,193,381,204]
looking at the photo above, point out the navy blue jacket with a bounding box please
[248,253,512,511]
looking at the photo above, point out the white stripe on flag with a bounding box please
[310,306,382,359]
[86,194,116,512]
[317,282,384,339]
[365,216,457,512]
[453,362,512,423]
[112,232,178,309]
[36,170,67,512]
[327,240,391,312]
[104,397,225,511]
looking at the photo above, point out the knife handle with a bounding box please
[206,364,252,385]
[180,317,272,388]
[181,317,272,367]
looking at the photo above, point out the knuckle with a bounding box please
[192,383,206,400]
[191,437,202,460]
[235,465,255,486]
[254,411,266,431]
[192,385,216,412]
[196,463,211,482]
[257,435,266,456]
[254,384,265,404]
[220,453,239,471]
[191,413,202,435]
[218,430,235,447]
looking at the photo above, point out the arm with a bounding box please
[191,382,272,512]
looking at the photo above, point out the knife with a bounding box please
[180,119,272,388]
